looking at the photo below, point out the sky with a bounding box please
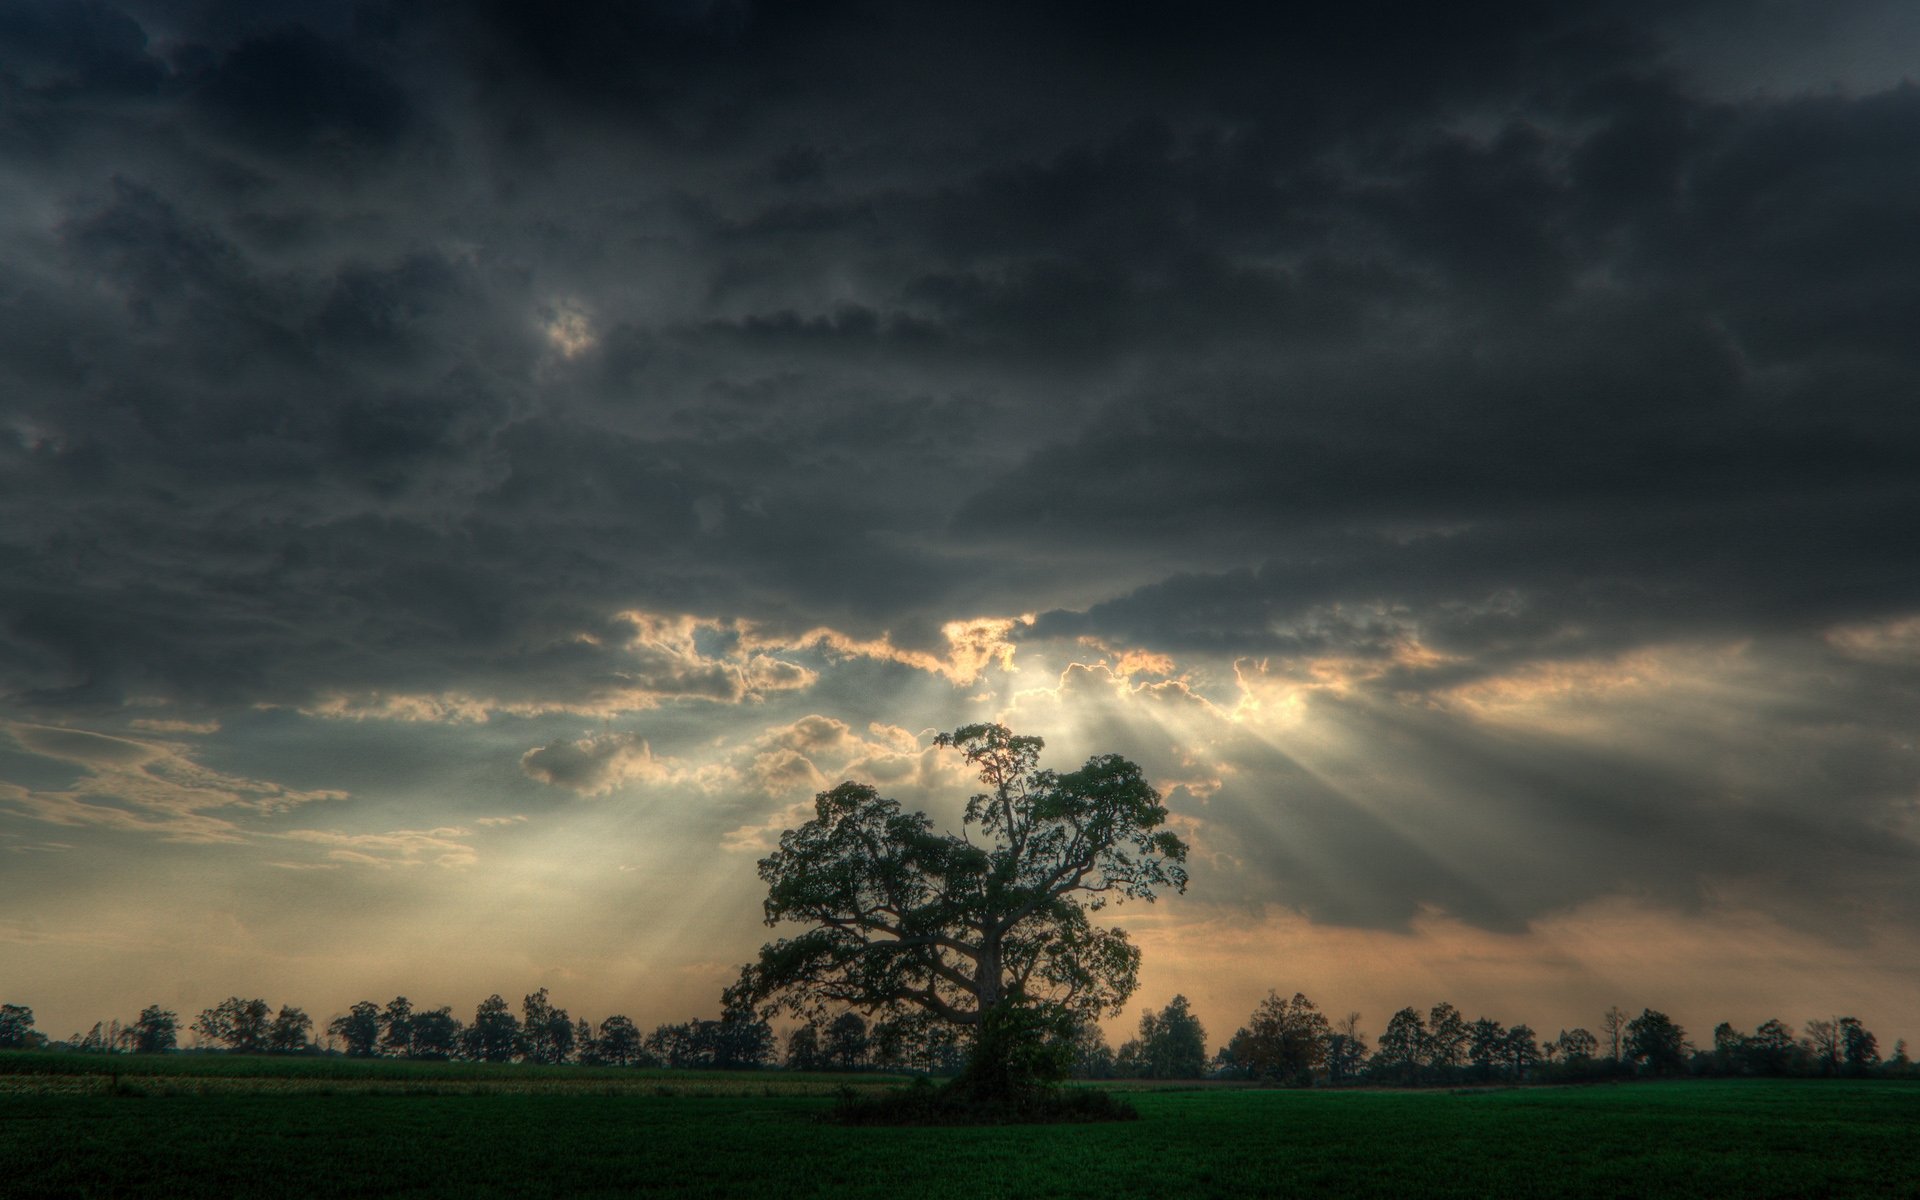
[3,0,1918,1053]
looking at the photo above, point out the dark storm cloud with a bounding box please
[4,0,1918,932]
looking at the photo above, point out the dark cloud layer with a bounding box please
[4,1,1917,937]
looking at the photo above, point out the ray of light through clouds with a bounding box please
[2,0,1918,1050]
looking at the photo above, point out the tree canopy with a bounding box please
[727,723,1187,1095]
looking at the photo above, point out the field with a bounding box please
[3,1054,1917,1198]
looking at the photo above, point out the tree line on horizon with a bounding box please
[2,990,1909,1085]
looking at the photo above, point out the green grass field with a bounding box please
[3,1055,1916,1198]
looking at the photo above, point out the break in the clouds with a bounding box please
[3,1,1917,1043]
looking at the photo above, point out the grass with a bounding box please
[2,1056,1917,1198]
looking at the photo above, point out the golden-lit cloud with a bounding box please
[520,733,682,796]
[1826,613,1920,664]
[0,723,346,845]
[541,299,595,358]
[739,615,1032,686]
[303,611,819,723]
[276,826,479,869]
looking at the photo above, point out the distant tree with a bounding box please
[0,1004,43,1050]
[1503,1024,1540,1078]
[1803,1018,1842,1077]
[786,1022,826,1071]
[596,1015,643,1067]
[519,988,574,1065]
[1119,994,1207,1079]
[1839,1017,1879,1075]
[826,1012,870,1071]
[1625,1009,1687,1075]
[1468,1018,1507,1081]
[76,1021,131,1053]
[870,1011,965,1076]
[267,1006,313,1054]
[464,994,520,1062]
[1554,1028,1598,1063]
[1423,1003,1469,1077]
[1374,1007,1426,1085]
[381,997,415,1057]
[1600,1006,1627,1062]
[410,1007,462,1060]
[1890,1039,1910,1073]
[1748,1019,1797,1075]
[646,1017,774,1070]
[329,1002,382,1058]
[193,997,272,1053]
[726,724,1187,1101]
[1326,1012,1368,1086]
[573,1018,596,1065]
[710,1016,775,1069]
[1222,991,1330,1084]
[1064,1019,1116,1080]
[131,1006,178,1054]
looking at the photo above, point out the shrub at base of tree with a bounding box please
[825,1075,1139,1126]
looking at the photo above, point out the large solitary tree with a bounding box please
[727,723,1188,1097]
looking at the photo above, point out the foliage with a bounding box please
[644,1017,774,1070]
[728,723,1187,1101]
[132,1007,178,1055]
[1220,991,1329,1085]
[380,997,415,1058]
[1117,993,1209,1080]
[1625,1009,1688,1075]
[329,1002,382,1058]
[594,1015,645,1068]
[519,989,574,1065]
[267,1006,313,1054]
[460,995,518,1063]
[192,998,272,1054]
[0,1004,45,1051]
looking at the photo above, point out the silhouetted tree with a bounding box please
[727,724,1187,1100]
[595,1015,643,1067]
[329,1002,382,1058]
[519,988,574,1064]
[1424,1003,1469,1077]
[1118,994,1208,1079]
[1064,1019,1116,1080]
[1600,1005,1627,1062]
[75,1020,131,1053]
[1625,1009,1687,1075]
[1749,1019,1797,1074]
[131,1006,177,1054]
[1503,1024,1540,1078]
[410,1007,462,1060]
[786,1022,827,1071]
[193,997,271,1053]
[1553,1028,1598,1063]
[869,1011,965,1075]
[0,1004,42,1050]
[1326,1012,1368,1086]
[1222,991,1330,1084]
[464,994,520,1062]
[1468,1018,1507,1081]
[826,1012,870,1070]
[267,1006,313,1054]
[1803,1018,1842,1076]
[1374,1006,1426,1084]
[381,997,415,1057]
[1839,1017,1879,1075]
